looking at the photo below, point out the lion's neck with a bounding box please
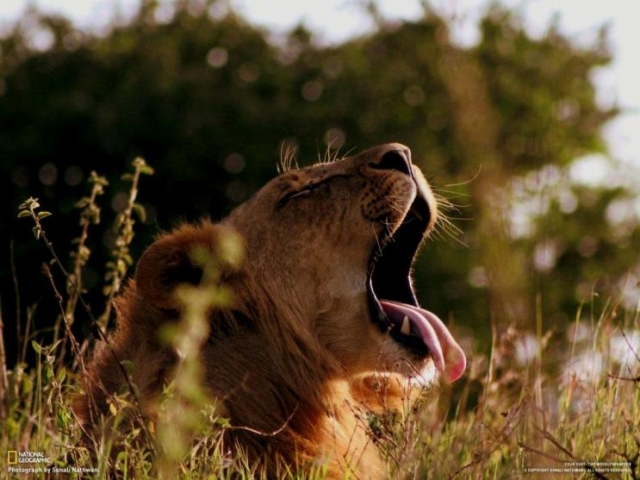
[207,319,380,477]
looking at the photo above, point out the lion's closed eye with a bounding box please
[277,182,321,206]
[277,174,348,207]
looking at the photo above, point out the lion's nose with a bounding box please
[369,147,413,177]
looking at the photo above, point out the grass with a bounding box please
[393,312,640,479]
[1,162,638,479]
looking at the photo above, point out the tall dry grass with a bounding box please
[1,162,638,479]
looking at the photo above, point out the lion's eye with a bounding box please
[277,182,322,207]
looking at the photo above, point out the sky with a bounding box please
[1,0,638,171]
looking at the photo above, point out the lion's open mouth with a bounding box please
[367,193,466,383]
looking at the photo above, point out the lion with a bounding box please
[76,143,466,478]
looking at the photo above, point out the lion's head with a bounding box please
[227,142,464,382]
[80,143,466,477]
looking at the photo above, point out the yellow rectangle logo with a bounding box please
[7,451,18,464]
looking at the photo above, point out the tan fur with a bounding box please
[77,144,443,478]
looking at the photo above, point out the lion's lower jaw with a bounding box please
[372,342,441,389]
[408,361,440,387]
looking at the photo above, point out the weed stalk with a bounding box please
[100,157,153,330]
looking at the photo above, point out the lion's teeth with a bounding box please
[400,316,411,335]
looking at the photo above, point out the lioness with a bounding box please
[77,143,466,478]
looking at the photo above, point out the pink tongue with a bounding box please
[380,300,466,383]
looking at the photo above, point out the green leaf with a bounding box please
[56,409,69,430]
[75,197,90,209]
[37,211,52,220]
[44,364,53,382]
[132,202,147,222]
[90,208,101,224]
[31,340,42,354]
[121,360,135,375]
[132,156,146,168]
[216,417,231,429]
[139,164,155,175]
[17,210,32,218]
[89,171,109,186]
[19,197,40,210]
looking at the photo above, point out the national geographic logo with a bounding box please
[5,450,58,476]
[5,450,51,464]
[4,450,99,475]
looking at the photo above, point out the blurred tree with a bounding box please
[0,0,636,361]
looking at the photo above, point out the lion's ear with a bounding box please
[135,222,242,309]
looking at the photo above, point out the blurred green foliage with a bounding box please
[1,0,637,357]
